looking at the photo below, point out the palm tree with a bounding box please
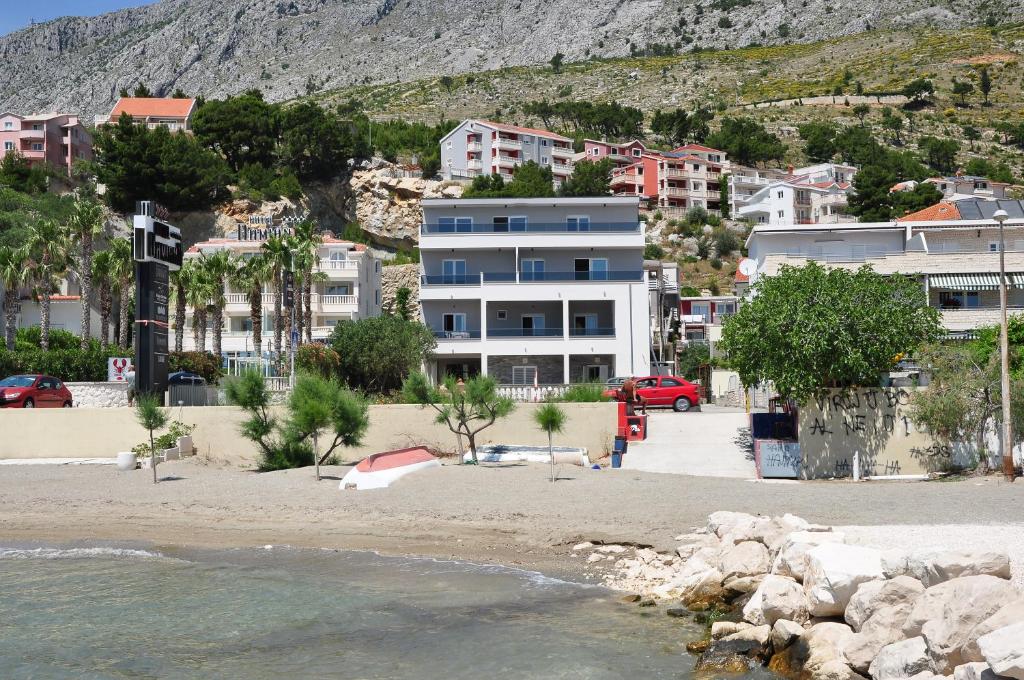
[533,402,568,483]
[169,267,187,353]
[199,249,235,359]
[289,220,322,343]
[108,238,135,349]
[68,197,105,348]
[230,253,273,363]
[261,235,291,359]
[181,259,214,352]
[24,218,73,350]
[0,246,29,350]
[91,249,114,348]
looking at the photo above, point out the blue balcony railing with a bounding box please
[569,327,615,337]
[488,328,564,338]
[421,222,641,234]
[432,329,481,339]
[422,270,643,285]
[421,274,480,286]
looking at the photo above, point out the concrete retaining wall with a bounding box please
[0,402,617,467]
[66,382,129,408]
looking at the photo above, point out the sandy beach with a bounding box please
[2,458,1023,581]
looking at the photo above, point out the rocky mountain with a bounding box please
[1,0,1018,117]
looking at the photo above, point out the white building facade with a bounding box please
[730,163,857,225]
[419,197,652,384]
[439,119,575,187]
[182,234,382,358]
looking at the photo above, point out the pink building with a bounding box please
[582,139,648,169]
[0,112,93,176]
[609,143,729,215]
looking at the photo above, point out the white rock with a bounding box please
[743,574,786,625]
[817,659,866,680]
[773,531,848,581]
[724,624,771,646]
[906,551,1012,587]
[572,542,593,551]
[708,511,760,537]
[723,575,764,595]
[953,662,998,680]
[721,540,771,581]
[962,598,1024,662]
[771,618,805,653]
[882,549,911,579]
[711,621,753,639]
[635,548,660,564]
[846,576,925,632]
[869,637,934,680]
[978,622,1024,680]
[902,576,1018,672]
[762,574,810,625]
[679,567,725,606]
[597,545,627,554]
[587,553,603,563]
[802,622,856,676]
[804,544,884,617]
[846,603,921,673]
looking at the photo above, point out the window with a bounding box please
[660,378,683,387]
[3,142,12,151]
[3,121,11,130]
[375,261,381,273]
[573,314,598,335]
[512,365,538,385]
[690,302,710,321]
[31,143,43,151]
[777,191,784,199]
[566,215,590,231]
[493,216,527,232]
[591,148,600,156]
[521,314,545,336]
[989,242,1001,253]
[574,258,608,281]
[325,285,350,295]
[632,148,642,157]
[375,290,381,305]
[939,291,980,309]
[521,259,545,281]
[447,140,453,149]
[442,259,467,284]
[32,124,42,131]
[777,210,785,219]
[496,310,507,320]
[437,216,473,233]
[442,313,467,336]
[585,365,608,381]
[540,139,549,147]
[541,156,549,164]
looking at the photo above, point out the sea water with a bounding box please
[0,544,768,679]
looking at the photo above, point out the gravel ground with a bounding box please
[0,460,1021,578]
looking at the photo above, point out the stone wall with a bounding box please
[568,355,615,382]
[381,263,420,317]
[350,163,463,247]
[488,355,564,384]
[66,382,129,408]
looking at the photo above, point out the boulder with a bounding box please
[722,541,771,581]
[771,619,806,653]
[978,622,1024,680]
[846,603,921,673]
[694,638,763,672]
[882,549,911,579]
[774,531,848,581]
[679,568,726,609]
[762,574,810,625]
[723,575,764,597]
[804,544,884,617]
[906,551,1012,587]
[709,511,770,544]
[869,637,934,680]
[846,576,925,632]
[953,663,998,680]
[961,598,1024,662]
[817,660,870,680]
[743,574,798,625]
[794,622,856,678]
[724,624,772,647]
[676,533,720,560]
[712,621,752,639]
[902,575,1018,672]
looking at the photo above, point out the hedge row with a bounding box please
[0,347,223,383]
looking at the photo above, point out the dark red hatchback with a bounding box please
[0,375,74,408]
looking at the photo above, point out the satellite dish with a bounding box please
[738,259,757,277]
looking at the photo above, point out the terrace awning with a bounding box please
[929,273,1008,290]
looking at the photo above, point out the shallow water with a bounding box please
[0,544,759,679]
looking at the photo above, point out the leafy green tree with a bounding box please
[848,165,942,221]
[92,249,114,348]
[651,107,715,145]
[962,125,981,151]
[798,121,838,163]
[0,245,29,350]
[644,242,666,260]
[286,373,369,480]
[918,136,959,174]
[192,91,281,171]
[719,262,941,403]
[261,235,291,358]
[852,103,870,126]
[93,114,230,212]
[677,341,710,380]
[229,253,273,360]
[464,162,555,198]
[278,102,368,180]
[550,52,565,73]
[534,402,567,482]
[0,152,47,194]
[199,249,235,358]
[67,198,105,348]
[329,315,436,394]
[135,394,169,484]
[964,158,1015,184]
[951,79,975,106]
[880,107,903,144]
[403,372,515,462]
[132,84,153,98]
[24,218,73,350]
[979,66,992,105]
[440,75,454,93]
[394,287,413,321]
[901,78,935,106]
[108,237,134,349]
[706,117,785,166]
[558,158,612,197]
[522,100,643,138]
[224,370,279,463]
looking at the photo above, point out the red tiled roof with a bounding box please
[896,202,961,223]
[478,120,572,142]
[110,97,195,120]
[672,143,724,154]
[734,258,751,283]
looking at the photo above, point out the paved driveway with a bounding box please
[620,408,756,478]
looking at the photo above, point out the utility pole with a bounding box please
[994,209,1016,482]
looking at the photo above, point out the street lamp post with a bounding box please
[993,208,1016,482]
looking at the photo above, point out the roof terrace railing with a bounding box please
[421,222,641,235]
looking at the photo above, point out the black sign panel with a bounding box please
[135,261,170,402]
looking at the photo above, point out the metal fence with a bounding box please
[167,384,221,407]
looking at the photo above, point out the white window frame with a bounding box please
[520,258,545,281]
[541,156,549,165]
[591,147,600,156]
[512,365,538,385]
[447,140,453,149]
[521,313,545,335]
[442,259,467,284]
[573,313,599,335]
[690,302,711,321]
[632,148,642,157]
[2,141,12,151]
[442,312,467,335]
[2,121,11,130]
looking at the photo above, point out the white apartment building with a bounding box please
[0,276,102,339]
[731,163,857,225]
[439,119,575,187]
[921,174,1013,201]
[182,232,382,358]
[744,199,1024,336]
[419,197,652,384]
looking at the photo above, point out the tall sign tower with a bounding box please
[133,201,183,403]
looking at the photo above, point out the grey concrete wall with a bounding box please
[487,301,562,331]
[0,402,617,466]
[422,300,482,330]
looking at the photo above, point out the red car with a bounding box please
[0,375,74,408]
[604,375,700,412]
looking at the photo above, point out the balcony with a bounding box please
[319,259,359,271]
[552,160,572,173]
[421,274,481,286]
[732,175,771,186]
[568,327,615,337]
[421,221,641,234]
[664,187,690,198]
[421,270,642,286]
[552,145,574,158]
[317,294,357,307]
[610,172,640,186]
[19,129,44,140]
[432,329,482,339]
[488,328,564,337]
[493,136,522,150]
[662,168,689,179]
[496,154,521,167]
[467,158,483,170]
[225,293,274,306]
[467,141,483,152]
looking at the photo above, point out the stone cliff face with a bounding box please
[2,0,1013,116]
[381,264,420,318]
[350,165,462,248]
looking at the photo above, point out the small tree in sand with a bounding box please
[534,402,567,482]
[403,373,514,463]
[135,394,169,484]
[287,373,369,481]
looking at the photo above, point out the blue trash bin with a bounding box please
[612,437,627,468]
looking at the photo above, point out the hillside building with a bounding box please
[440,119,575,188]
[0,112,93,176]
[96,97,197,133]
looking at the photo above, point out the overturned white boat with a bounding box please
[340,447,441,491]
[466,444,590,467]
